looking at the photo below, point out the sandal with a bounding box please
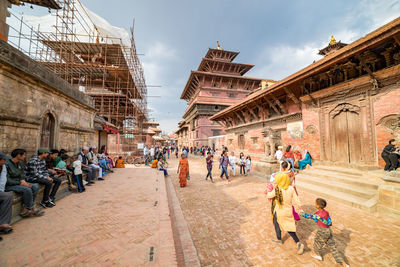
[20,210,32,218]
[0,228,13,234]
[32,208,45,217]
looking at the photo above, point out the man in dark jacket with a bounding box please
[382,139,398,171]
[25,148,61,208]
[5,149,44,217]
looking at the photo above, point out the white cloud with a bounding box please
[356,0,400,30]
[142,42,177,87]
[251,0,400,81]
[250,43,323,80]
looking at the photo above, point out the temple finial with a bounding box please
[330,35,336,45]
[216,41,222,50]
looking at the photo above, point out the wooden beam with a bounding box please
[256,103,267,120]
[248,107,259,121]
[264,97,282,115]
[394,34,400,47]
[270,94,287,114]
[235,112,246,124]
[284,87,301,109]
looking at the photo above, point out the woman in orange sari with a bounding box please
[177,154,189,187]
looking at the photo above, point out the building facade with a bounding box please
[211,18,400,171]
[0,39,96,157]
[177,46,274,148]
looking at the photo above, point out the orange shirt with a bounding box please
[116,159,125,168]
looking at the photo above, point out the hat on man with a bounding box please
[91,145,97,149]
[0,152,7,160]
[38,147,50,154]
[82,146,89,151]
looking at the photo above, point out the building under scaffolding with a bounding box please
[7,0,148,152]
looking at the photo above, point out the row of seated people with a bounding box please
[0,146,115,241]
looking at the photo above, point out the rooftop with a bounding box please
[211,16,400,120]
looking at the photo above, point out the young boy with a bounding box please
[206,152,213,182]
[301,198,348,267]
[56,154,76,191]
[72,155,85,192]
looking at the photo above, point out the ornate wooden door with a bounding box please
[347,111,362,163]
[333,111,349,162]
[332,110,361,164]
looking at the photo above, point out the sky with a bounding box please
[9,0,400,134]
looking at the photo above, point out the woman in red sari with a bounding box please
[177,154,189,187]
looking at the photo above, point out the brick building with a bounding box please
[211,19,400,170]
[211,18,400,217]
[176,45,275,148]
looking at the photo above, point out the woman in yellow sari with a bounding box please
[267,172,304,255]
[177,154,189,187]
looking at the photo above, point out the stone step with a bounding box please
[299,169,379,191]
[296,173,377,199]
[295,180,377,212]
[311,164,363,177]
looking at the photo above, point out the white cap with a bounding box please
[92,145,97,149]
[83,146,89,151]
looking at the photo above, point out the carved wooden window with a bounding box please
[238,134,245,150]
[212,129,221,136]
[251,137,258,144]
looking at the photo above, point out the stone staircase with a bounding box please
[295,165,380,212]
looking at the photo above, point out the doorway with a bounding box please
[40,113,55,149]
[332,109,362,164]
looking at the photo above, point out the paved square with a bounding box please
[169,156,400,267]
[0,168,177,266]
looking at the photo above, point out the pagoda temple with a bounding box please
[177,44,275,148]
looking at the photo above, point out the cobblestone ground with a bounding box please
[169,155,400,267]
[0,167,177,266]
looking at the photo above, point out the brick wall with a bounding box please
[373,88,400,166]
[281,103,321,160]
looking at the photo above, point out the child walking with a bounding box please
[206,152,213,182]
[245,155,251,176]
[301,198,348,267]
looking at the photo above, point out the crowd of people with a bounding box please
[172,143,351,265]
[0,145,116,241]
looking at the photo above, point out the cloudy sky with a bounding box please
[10,0,400,133]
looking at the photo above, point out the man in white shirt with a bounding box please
[228,152,237,177]
[87,146,103,180]
[275,146,284,163]
[150,146,155,160]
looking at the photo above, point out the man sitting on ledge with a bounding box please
[78,147,96,185]
[5,149,44,217]
[25,148,61,208]
[87,146,104,180]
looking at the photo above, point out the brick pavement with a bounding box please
[0,167,177,267]
[169,156,400,267]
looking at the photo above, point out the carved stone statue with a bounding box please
[261,127,281,161]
